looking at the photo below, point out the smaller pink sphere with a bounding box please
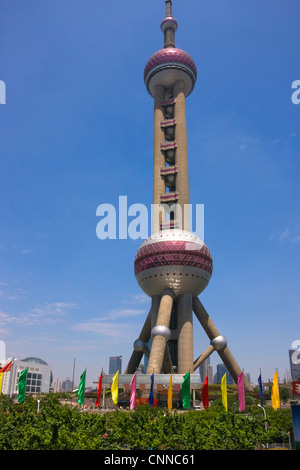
[144,47,197,97]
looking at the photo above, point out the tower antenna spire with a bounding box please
[161,0,177,48]
[165,0,172,17]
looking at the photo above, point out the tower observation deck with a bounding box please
[125,1,252,392]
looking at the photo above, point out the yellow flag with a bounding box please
[221,373,227,411]
[168,373,173,411]
[111,370,119,405]
[271,370,280,410]
[0,373,3,394]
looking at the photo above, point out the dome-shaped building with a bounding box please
[3,356,53,396]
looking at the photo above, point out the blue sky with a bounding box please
[0,0,299,388]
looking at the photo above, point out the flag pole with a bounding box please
[8,359,15,398]
[72,358,76,390]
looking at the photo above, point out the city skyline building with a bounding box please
[199,357,210,383]
[207,364,213,385]
[109,355,122,375]
[125,1,252,392]
[0,340,6,367]
[61,377,73,392]
[215,363,234,385]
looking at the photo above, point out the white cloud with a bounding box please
[73,320,126,338]
[72,305,146,340]
[122,293,150,305]
[101,308,145,321]
[0,302,78,331]
[279,226,300,243]
[236,135,281,151]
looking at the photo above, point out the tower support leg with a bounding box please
[146,288,174,374]
[177,293,193,374]
[192,297,253,392]
[193,345,214,371]
[150,296,173,373]
[125,296,159,374]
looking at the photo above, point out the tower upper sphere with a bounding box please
[144,1,197,97]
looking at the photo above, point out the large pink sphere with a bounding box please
[134,230,213,297]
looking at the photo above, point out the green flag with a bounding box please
[78,370,86,406]
[18,368,28,403]
[182,371,190,409]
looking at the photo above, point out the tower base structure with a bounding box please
[125,294,253,393]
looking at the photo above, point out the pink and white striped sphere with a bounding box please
[134,229,213,297]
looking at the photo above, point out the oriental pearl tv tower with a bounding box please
[125,1,252,392]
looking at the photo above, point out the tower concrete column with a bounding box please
[146,288,174,373]
[149,295,172,372]
[173,79,190,231]
[192,297,253,392]
[193,344,214,371]
[152,85,166,233]
[177,293,193,373]
[125,296,159,373]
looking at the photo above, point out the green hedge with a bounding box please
[0,394,293,450]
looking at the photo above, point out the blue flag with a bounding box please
[148,373,154,406]
[258,374,263,406]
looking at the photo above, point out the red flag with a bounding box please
[202,373,209,409]
[0,361,12,373]
[95,371,103,408]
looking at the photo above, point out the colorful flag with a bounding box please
[95,370,103,408]
[202,373,209,409]
[18,368,28,403]
[271,370,280,410]
[78,370,86,406]
[237,372,245,411]
[221,372,227,411]
[148,372,154,406]
[111,370,119,405]
[167,373,173,411]
[0,361,12,373]
[130,371,137,410]
[182,371,190,409]
[0,361,13,394]
[258,373,263,406]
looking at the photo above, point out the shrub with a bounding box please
[0,395,293,450]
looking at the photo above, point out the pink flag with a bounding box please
[130,371,137,410]
[237,372,245,411]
